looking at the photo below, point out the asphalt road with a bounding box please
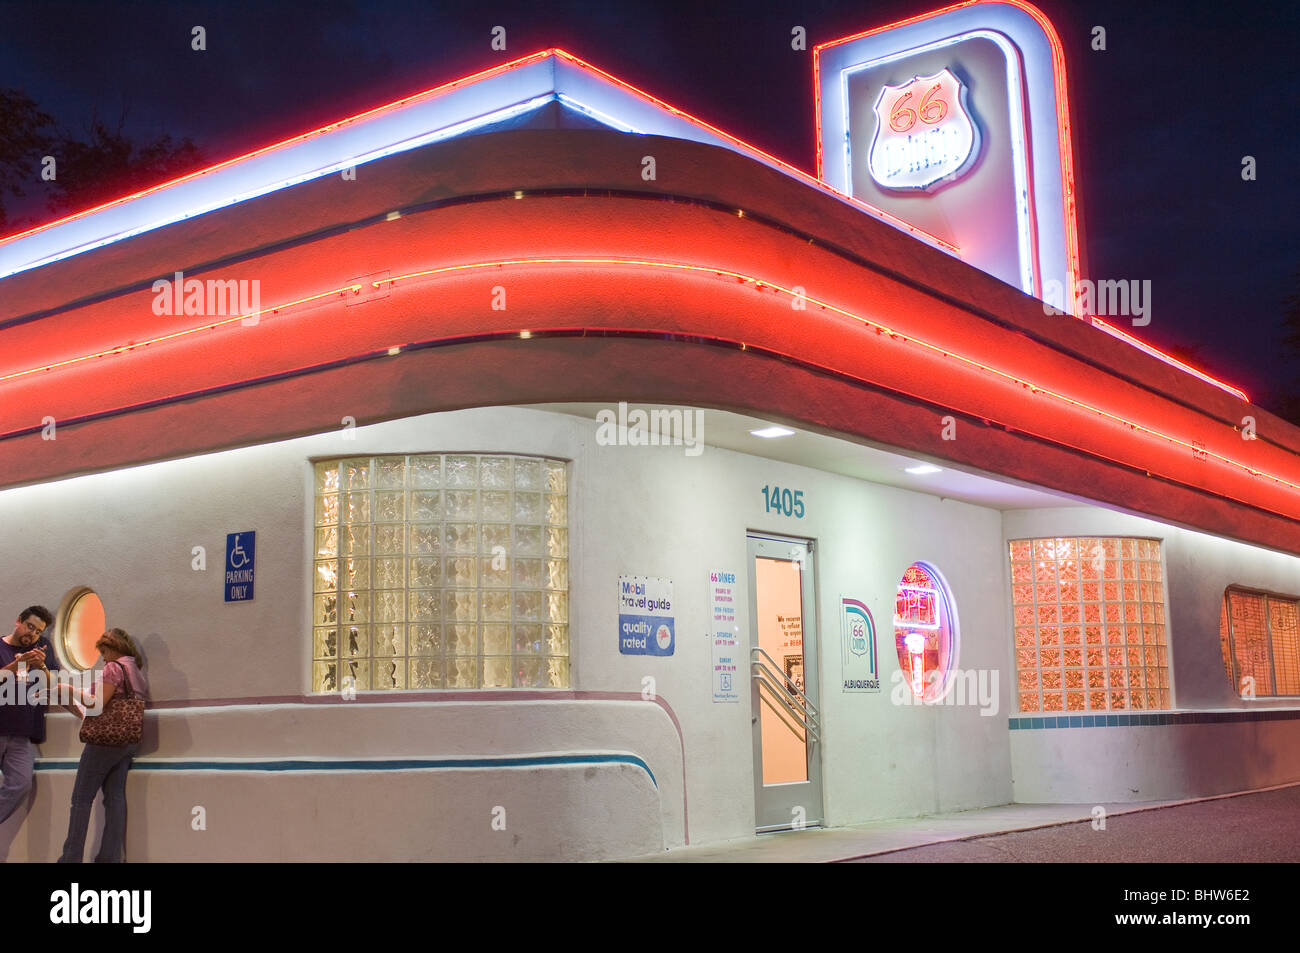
[852,786,1300,862]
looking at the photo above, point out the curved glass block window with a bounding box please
[893,563,956,702]
[311,455,569,692]
[56,586,106,671]
[1009,537,1169,713]
[1219,588,1300,698]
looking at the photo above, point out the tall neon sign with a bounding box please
[815,0,1077,303]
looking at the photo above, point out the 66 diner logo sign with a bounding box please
[867,68,980,192]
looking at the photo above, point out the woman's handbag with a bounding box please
[79,660,144,746]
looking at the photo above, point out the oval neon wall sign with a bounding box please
[893,562,958,701]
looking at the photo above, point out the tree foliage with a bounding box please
[0,88,56,230]
[0,91,203,232]
[46,115,203,214]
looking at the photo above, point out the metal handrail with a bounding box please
[753,668,819,744]
[752,646,821,722]
[752,662,813,726]
[755,675,812,742]
[750,646,821,743]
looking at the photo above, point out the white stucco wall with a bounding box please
[3,407,1296,857]
[0,405,1026,858]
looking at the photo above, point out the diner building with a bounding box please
[0,3,1297,861]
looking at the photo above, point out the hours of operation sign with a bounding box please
[710,570,740,702]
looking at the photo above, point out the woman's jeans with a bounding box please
[58,742,139,863]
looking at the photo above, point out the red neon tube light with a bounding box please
[1090,316,1248,402]
[0,285,361,382]
[2,256,1293,500]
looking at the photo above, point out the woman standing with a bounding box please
[58,628,149,863]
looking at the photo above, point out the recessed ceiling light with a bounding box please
[750,426,796,439]
[905,464,943,475]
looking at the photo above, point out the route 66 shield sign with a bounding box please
[867,68,980,192]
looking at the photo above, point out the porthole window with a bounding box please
[55,586,105,671]
[893,563,957,701]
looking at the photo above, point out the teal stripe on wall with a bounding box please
[35,753,656,787]
[1008,709,1300,729]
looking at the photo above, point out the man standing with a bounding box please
[0,606,58,825]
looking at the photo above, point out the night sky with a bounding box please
[2,0,1296,410]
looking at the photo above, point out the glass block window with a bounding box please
[1009,537,1169,713]
[893,562,957,702]
[311,455,569,692]
[1219,588,1300,697]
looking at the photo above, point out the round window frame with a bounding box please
[54,585,105,672]
[893,561,960,703]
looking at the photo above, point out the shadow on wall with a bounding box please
[135,631,189,757]
[134,629,187,863]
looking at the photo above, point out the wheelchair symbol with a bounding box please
[229,535,250,569]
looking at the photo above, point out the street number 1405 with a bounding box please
[762,485,805,518]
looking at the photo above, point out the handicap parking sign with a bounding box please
[225,532,256,602]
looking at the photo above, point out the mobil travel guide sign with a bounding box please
[619,575,674,656]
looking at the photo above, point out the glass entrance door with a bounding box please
[748,534,822,832]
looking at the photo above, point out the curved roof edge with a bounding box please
[0,49,954,282]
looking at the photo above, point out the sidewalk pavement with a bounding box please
[624,786,1299,862]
